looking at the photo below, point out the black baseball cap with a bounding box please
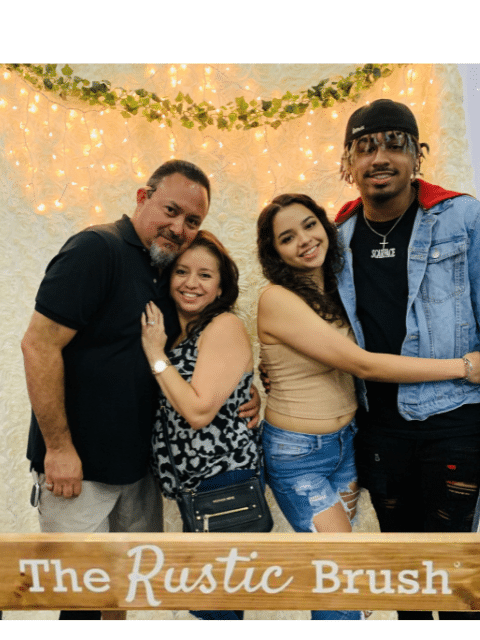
[344,99,419,146]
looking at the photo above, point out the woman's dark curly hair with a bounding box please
[171,229,240,338]
[257,193,347,324]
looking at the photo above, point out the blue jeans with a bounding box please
[190,468,260,621]
[262,419,361,621]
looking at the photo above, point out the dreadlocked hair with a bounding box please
[257,193,347,325]
[340,131,429,184]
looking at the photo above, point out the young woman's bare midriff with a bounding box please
[264,406,356,435]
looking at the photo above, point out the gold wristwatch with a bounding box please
[151,358,171,375]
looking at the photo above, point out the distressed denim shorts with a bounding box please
[262,418,358,532]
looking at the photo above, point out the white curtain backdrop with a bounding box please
[0,63,474,619]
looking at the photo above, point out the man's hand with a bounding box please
[22,311,81,498]
[239,384,261,429]
[258,361,270,394]
[44,445,83,498]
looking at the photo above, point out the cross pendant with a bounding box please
[380,236,389,250]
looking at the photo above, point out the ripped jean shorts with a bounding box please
[262,418,358,532]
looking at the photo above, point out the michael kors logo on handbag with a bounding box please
[212,496,235,503]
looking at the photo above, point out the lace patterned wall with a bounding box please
[0,63,474,620]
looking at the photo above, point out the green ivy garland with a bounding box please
[5,63,401,132]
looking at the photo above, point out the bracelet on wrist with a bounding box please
[462,355,473,381]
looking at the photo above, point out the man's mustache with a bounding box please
[156,229,183,246]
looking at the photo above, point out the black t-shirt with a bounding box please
[351,200,479,438]
[27,215,180,483]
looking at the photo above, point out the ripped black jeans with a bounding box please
[355,428,480,620]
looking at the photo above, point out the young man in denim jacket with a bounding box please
[336,99,480,620]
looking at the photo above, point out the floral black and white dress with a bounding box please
[151,328,261,499]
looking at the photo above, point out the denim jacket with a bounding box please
[335,180,480,421]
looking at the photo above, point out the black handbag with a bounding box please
[161,418,273,533]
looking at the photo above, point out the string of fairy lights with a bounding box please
[0,64,434,218]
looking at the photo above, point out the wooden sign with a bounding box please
[1,532,480,611]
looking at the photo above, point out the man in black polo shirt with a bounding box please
[22,159,259,619]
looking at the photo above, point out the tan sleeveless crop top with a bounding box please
[260,323,358,420]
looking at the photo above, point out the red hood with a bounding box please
[335,179,467,225]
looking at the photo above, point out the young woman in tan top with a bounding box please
[256,193,480,621]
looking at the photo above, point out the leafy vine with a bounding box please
[4,63,401,131]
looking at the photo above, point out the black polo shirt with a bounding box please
[27,215,180,484]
